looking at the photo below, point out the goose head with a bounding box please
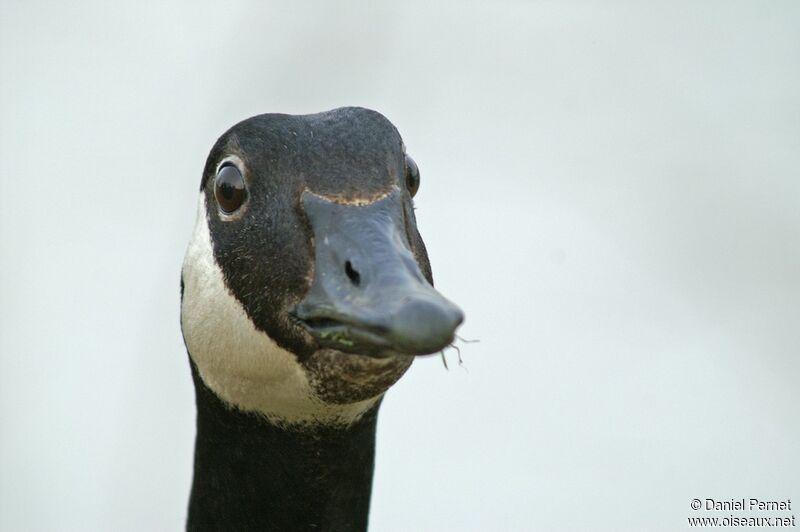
[181,107,463,425]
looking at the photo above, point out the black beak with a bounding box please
[291,188,464,357]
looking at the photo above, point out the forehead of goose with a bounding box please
[204,108,405,200]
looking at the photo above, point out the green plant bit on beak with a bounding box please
[317,329,355,347]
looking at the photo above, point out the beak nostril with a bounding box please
[344,260,361,286]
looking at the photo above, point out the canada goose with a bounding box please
[181,107,463,530]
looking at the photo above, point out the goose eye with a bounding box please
[215,163,247,213]
[405,155,420,197]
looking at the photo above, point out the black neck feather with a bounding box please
[187,360,380,532]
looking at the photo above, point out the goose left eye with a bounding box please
[215,164,247,213]
[405,155,420,197]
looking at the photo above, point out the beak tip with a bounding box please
[388,296,465,355]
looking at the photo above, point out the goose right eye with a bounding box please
[215,164,247,214]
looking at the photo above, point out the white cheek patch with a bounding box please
[180,195,380,426]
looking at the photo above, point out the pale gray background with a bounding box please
[1,1,798,531]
